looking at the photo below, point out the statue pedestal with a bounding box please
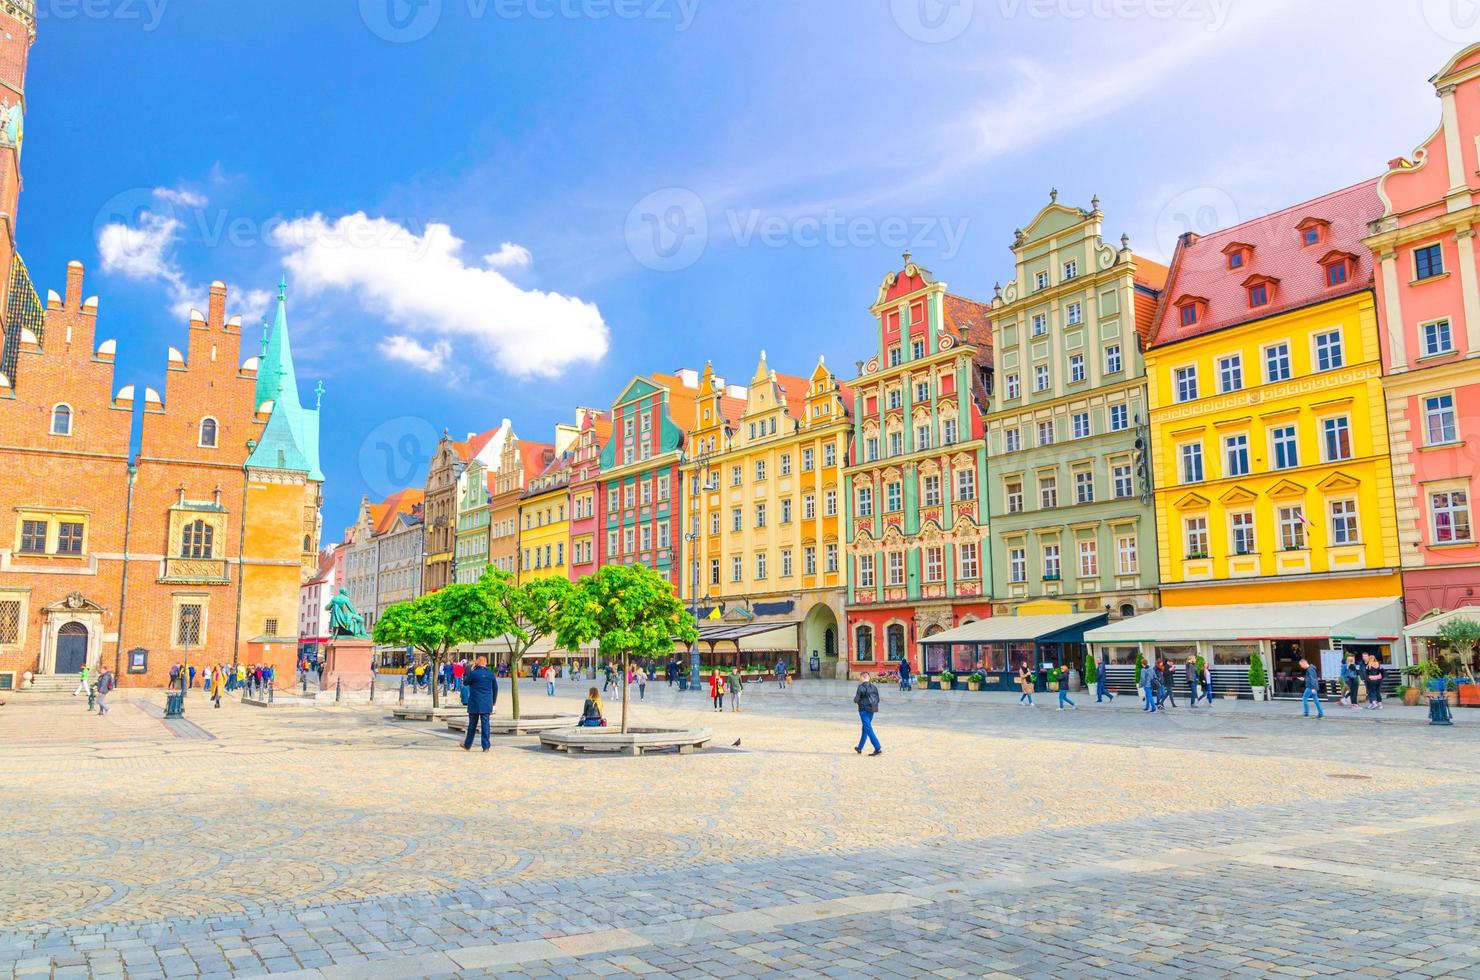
[321,637,375,695]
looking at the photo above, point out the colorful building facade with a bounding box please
[1365,42,1480,621]
[843,257,995,677]
[452,460,492,585]
[490,430,554,580]
[984,194,1165,622]
[567,407,610,582]
[519,450,574,583]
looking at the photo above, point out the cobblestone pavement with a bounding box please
[1,682,1477,978]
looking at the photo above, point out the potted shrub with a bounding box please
[1398,683,1421,706]
[1083,652,1098,692]
[938,670,956,690]
[966,671,985,692]
[1248,653,1268,701]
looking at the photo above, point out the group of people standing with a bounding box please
[707,669,745,711]
[70,662,115,714]
[166,662,271,706]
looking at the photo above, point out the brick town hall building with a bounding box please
[0,3,323,690]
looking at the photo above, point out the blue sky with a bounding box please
[18,0,1470,536]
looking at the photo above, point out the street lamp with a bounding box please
[685,454,718,691]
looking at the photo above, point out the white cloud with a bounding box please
[485,242,532,269]
[272,212,609,378]
[379,335,452,373]
[153,186,207,208]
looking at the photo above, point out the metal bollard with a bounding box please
[87,685,96,712]
[370,672,377,702]
[398,677,405,704]
[335,677,342,703]
[268,680,275,704]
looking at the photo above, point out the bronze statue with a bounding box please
[327,588,367,639]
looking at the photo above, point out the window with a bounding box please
[1069,353,1085,383]
[608,487,619,512]
[1321,416,1352,462]
[1039,474,1058,509]
[1116,534,1138,575]
[1109,404,1128,432]
[1279,506,1307,551]
[1224,433,1250,477]
[755,503,766,529]
[56,522,84,555]
[854,624,874,660]
[1248,283,1269,307]
[1314,330,1343,371]
[914,381,930,402]
[623,527,635,554]
[942,418,958,445]
[180,520,214,559]
[656,476,669,502]
[1179,442,1204,483]
[866,437,879,462]
[1042,543,1061,580]
[1063,260,1078,280]
[1264,342,1291,383]
[50,404,72,436]
[823,443,836,467]
[924,547,943,582]
[782,549,794,577]
[886,624,906,662]
[887,551,904,586]
[888,431,903,456]
[1112,463,1133,499]
[640,412,652,433]
[1184,516,1209,557]
[916,424,932,450]
[1032,313,1048,337]
[176,603,203,647]
[1180,303,1198,326]
[825,489,838,517]
[1035,270,1049,291]
[709,512,720,535]
[1414,242,1444,281]
[624,484,635,508]
[888,346,901,367]
[1425,394,1458,445]
[956,468,976,502]
[731,508,742,532]
[607,530,618,556]
[1326,260,1348,287]
[755,459,767,481]
[1066,302,1083,325]
[20,520,46,553]
[199,417,218,448]
[1329,500,1359,546]
[1105,345,1122,374]
[958,542,979,579]
[1072,412,1090,439]
[1035,364,1050,392]
[826,543,838,573]
[1078,539,1098,578]
[640,481,652,506]
[857,487,873,517]
[709,558,720,586]
[1302,226,1320,246]
[801,447,815,471]
[1230,511,1255,555]
[1006,374,1021,399]
[732,555,743,582]
[858,555,875,588]
[655,524,668,550]
[1174,366,1198,402]
[730,464,743,487]
[887,388,902,410]
[803,546,816,576]
[885,481,902,512]
[1075,469,1094,504]
[779,453,792,476]
[0,598,19,645]
[781,498,792,524]
[911,339,925,360]
[1271,425,1299,470]
[922,474,941,508]
[1005,427,1021,452]
[1227,250,1244,270]
[1009,547,1027,583]
[1218,354,1242,393]
[1432,489,1472,543]
[1006,480,1024,514]
[1423,320,1454,357]
[1037,420,1054,446]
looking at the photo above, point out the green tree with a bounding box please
[559,563,697,733]
[1083,652,1097,686]
[372,583,505,708]
[1437,616,1480,683]
[1248,652,1268,691]
[479,569,583,721]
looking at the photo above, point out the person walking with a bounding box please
[1142,659,1159,713]
[211,665,225,708]
[853,671,882,756]
[776,657,788,689]
[1364,654,1385,710]
[461,655,498,752]
[579,687,605,727]
[637,669,647,701]
[1200,659,1214,705]
[1184,656,1200,709]
[1157,658,1178,709]
[73,662,91,697]
[1094,655,1114,703]
[708,669,725,712]
[188,664,197,689]
[898,658,912,693]
[1018,663,1035,706]
[726,668,743,712]
[1300,657,1324,718]
[95,665,115,715]
[1057,670,1077,711]
[1341,654,1360,709]
[544,664,556,698]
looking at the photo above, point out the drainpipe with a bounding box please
[233,443,254,668]
[112,464,138,676]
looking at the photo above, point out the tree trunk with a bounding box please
[509,648,522,721]
[430,651,441,709]
[620,652,630,733]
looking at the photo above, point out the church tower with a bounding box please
[0,0,38,387]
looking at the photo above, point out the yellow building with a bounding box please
[681,354,852,677]
[517,450,573,583]
[1094,181,1405,690]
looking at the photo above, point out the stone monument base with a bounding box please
[320,637,375,695]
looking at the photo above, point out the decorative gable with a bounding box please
[1316,471,1361,493]
[1173,491,1210,511]
[1268,478,1307,499]
[1218,485,1259,505]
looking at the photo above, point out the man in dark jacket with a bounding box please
[1300,657,1324,718]
[853,672,882,756]
[462,655,499,752]
[1184,657,1200,709]
[1340,654,1360,708]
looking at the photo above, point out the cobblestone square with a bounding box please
[2,682,1478,978]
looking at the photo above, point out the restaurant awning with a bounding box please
[1403,606,1480,639]
[922,613,1108,645]
[1084,598,1403,644]
[688,621,799,651]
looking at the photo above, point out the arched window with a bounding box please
[886,624,906,662]
[854,624,873,661]
[180,519,214,559]
[51,404,72,436]
[199,417,218,448]
[1119,603,1136,619]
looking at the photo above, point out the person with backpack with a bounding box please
[853,671,882,756]
[95,665,115,715]
[579,687,605,727]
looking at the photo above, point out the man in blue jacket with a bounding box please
[1300,657,1324,719]
[462,654,498,752]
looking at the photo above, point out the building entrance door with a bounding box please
[56,623,88,674]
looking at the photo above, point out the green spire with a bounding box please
[247,279,323,480]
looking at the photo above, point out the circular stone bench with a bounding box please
[390,705,466,722]
[446,713,581,736]
[538,727,713,756]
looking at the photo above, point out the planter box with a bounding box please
[1403,688,1423,706]
[966,682,981,692]
[1457,685,1480,707]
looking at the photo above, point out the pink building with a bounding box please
[1366,42,1480,621]
[567,408,610,582]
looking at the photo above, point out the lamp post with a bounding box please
[684,452,718,691]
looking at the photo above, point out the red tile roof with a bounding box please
[519,441,555,481]
[772,372,811,422]
[456,425,503,462]
[372,488,424,536]
[944,292,994,369]
[1149,179,1381,348]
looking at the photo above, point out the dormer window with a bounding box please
[1222,242,1252,270]
[1241,275,1278,309]
[1248,284,1268,307]
[1296,217,1329,248]
[1173,295,1207,328]
[1180,304,1198,326]
[1319,250,1356,289]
